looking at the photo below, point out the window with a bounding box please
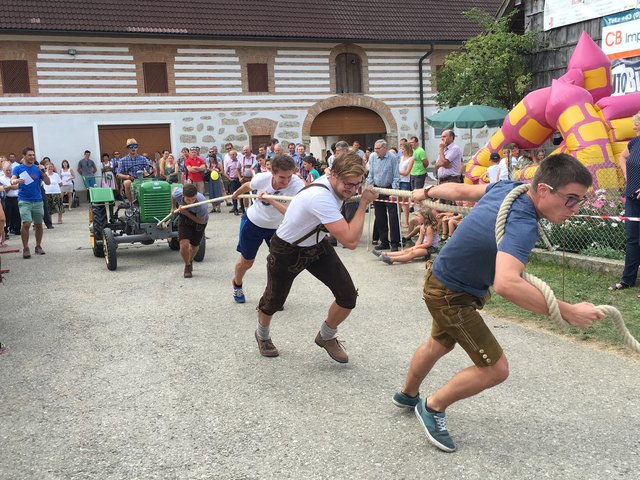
[0,60,30,94]
[247,63,269,93]
[143,62,168,94]
[335,53,361,94]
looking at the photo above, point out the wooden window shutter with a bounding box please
[143,62,168,94]
[335,53,361,94]
[0,60,30,94]
[248,63,269,92]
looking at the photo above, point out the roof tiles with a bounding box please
[0,0,503,43]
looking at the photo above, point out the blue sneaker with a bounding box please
[415,399,456,452]
[232,280,245,304]
[392,391,420,409]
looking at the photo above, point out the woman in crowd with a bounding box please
[59,159,75,208]
[208,155,223,213]
[534,149,546,165]
[100,152,117,193]
[43,163,64,224]
[610,111,640,291]
[398,143,414,228]
[161,153,180,184]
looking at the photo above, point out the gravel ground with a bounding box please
[1,204,638,480]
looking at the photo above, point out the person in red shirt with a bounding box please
[185,146,206,193]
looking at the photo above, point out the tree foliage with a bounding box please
[434,9,540,110]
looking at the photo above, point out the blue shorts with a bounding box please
[236,214,277,260]
[399,181,411,191]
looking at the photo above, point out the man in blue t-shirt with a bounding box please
[11,147,51,258]
[392,153,605,453]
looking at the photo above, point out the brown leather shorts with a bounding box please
[423,261,503,367]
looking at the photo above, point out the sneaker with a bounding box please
[371,249,382,257]
[232,280,245,303]
[255,330,279,357]
[183,263,193,278]
[380,255,393,265]
[34,245,46,255]
[22,247,31,259]
[414,399,456,452]
[374,243,390,251]
[392,391,421,409]
[314,332,348,363]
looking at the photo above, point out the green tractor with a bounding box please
[89,179,206,270]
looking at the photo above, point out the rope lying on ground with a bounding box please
[496,184,639,353]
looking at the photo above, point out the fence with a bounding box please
[536,167,628,260]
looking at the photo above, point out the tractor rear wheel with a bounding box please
[193,234,206,262]
[103,228,118,271]
[90,204,107,257]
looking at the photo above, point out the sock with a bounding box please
[402,391,418,399]
[233,279,242,288]
[320,321,337,340]
[256,322,270,340]
[425,402,443,414]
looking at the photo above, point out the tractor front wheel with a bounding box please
[90,204,107,257]
[168,237,180,251]
[103,228,118,271]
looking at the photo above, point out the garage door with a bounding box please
[98,124,171,158]
[0,126,34,159]
[310,107,386,136]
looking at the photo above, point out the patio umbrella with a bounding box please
[426,104,508,149]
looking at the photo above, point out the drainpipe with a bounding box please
[419,43,435,146]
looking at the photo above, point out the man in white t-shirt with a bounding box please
[485,152,509,184]
[230,155,304,304]
[254,152,377,363]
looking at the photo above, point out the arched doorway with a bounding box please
[304,97,397,159]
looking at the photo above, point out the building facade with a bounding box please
[0,1,502,180]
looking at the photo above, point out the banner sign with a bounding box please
[602,8,640,59]
[544,0,636,31]
[611,58,640,96]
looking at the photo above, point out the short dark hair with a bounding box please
[270,154,295,173]
[303,155,317,168]
[84,150,91,154]
[182,183,198,197]
[22,146,34,155]
[532,153,592,191]
[269,138,279,146]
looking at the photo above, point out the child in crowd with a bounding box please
[485,152,508,183]
[373,208,439,265]
[303,156,320,185]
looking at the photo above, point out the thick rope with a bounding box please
[496,184,640,353]
[371,187,472,215]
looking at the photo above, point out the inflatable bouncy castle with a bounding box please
[465,32,640,188]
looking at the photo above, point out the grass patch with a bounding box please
[485,258,640,353]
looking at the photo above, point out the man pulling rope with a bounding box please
[392,153,605,453]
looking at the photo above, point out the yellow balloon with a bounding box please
[210,170,219,181]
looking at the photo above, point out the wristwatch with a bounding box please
[423,184,436,199]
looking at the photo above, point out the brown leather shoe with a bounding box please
[314,332,348,363]
[183,263,193,278]
[255,330,279,357]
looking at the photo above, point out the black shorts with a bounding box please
[258,235,358,316]
[178,216,206,246]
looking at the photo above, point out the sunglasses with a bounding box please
[128,144,138,149]
[541,183,587,208]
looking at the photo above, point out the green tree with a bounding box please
[434,9,540,110]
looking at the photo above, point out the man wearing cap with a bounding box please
[185,146,207,194]
[116,138,154,204]
[171,183,208,278]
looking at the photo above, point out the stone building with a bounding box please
[0,0,501,180]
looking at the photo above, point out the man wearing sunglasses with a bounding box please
[115,138,154,204]
[229,154,304,304]
[395,153,604,453]
[254,152,377,363]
